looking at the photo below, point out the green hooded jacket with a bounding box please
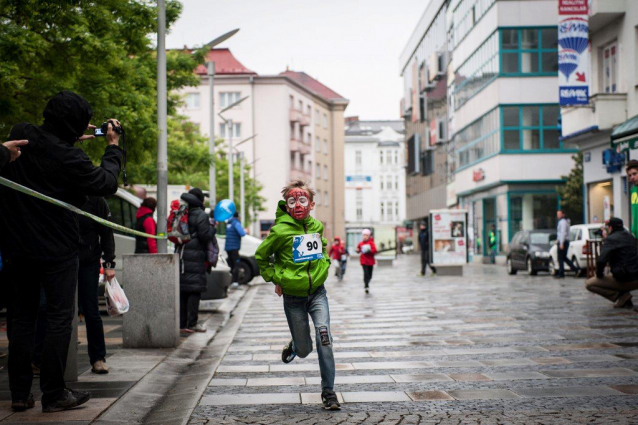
[255,201,330,297]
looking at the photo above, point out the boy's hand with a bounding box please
[275,284,283,297]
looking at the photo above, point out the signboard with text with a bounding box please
[558,0,590,105]
[430,209,468,265]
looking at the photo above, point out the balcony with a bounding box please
[289,108,303,123]
[300,113,311,127]
[589,0,626,32]
[290,138,311,155]
[290,168,311,181]
[561,93,628,141]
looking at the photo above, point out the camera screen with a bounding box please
[94,128,105,137]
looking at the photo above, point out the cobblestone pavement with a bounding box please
[189,255,638,424]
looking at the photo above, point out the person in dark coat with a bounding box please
[586,217,638,309]
[178,188,214,333]
[0,91,122,412]
[134,197,157,253]
[0,140,28,170]
[418,221,437,277]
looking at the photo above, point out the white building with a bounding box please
[344,119,406,248]
[176,49,348,239]
[560,2,638,225]
[400,0,576,260]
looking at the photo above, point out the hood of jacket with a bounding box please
[136,205,155,219]
[181,193,204,210]
[274,200,314,227]
[41,91,93,144]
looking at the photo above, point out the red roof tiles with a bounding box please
[194,48,257,76]
[279,70,345,101]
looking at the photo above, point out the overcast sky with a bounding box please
[166,0,428,120]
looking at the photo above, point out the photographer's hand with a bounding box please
[106,119,121,146]
[3,140,28,162]
[79,125,96,142]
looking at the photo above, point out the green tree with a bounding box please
[557,153,584,224]
[137,116,265,226]
[0,0,205,183]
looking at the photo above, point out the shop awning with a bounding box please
[611,115,638,151]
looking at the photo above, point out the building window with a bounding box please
[407,134,422,174]
[316,191,321,206]
[386,150,392,164]
[395,202,399,218]
[356,189,363,220]
[220,92,241,108]
[380,176,384,190]
[307,105,312,116]
[298,100,303,112]
[355,150,362,165]
[322,113,328,128]
[452,0,496,48]
[501,104,561,151]
[500,28,558,75]
[290,95,294,108]
[509,193,558,236]
[184,93,200,109]
[421,150,434,176]
[220,122,242,139]
[394,150,399,164]
[307,159,312,173]
[452,32,499,110]
[455,108,499,168]
[395,175,399,190]
[387,202,393,221]
[603,41,618,93]
[323,140,328,154]
[380,202,385,221]
[315,109,320,124]
[316,136,321,152]
[324,191,329,206]
[323,165,328,180]
[316,163,321,179]
[380,150,384,165]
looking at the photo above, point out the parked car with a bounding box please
[103,189,231,299]
[548,223,603,277]
[216,234,262,285]
[506,229,557,275]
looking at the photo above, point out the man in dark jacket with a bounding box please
[585,217,638,309]
[0,91,122,412]
[178,188,214,333]
[134,197,158,254]
[0,140,28,170]
[418,221,437,277]
[225,212,246,287]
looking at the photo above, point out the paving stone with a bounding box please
[391,373,454,383]
[531,357,572,365]
[407,391,454,401]
[479,358,537,366]
[199,393,301,405]
[609,385,638,394]
[447,373,492,382]
[352,361,432,370]
[563,354,623,363]
[341,391,412,403]
[300,392,345,405]
[430,360,483,367]
[247,377,305,386]
[208,379,247,387]
[447,389,519,400]
[513,386,624,398]
[539,368,637,379]
[483,372,549,381]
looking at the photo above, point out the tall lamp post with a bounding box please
[205,29,239,206]
[157,0,168,253]
[232,135,257,224]
[218,95,249,202]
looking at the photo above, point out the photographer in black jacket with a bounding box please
[0,91,122,413]
[585,217,638,309]
[0,140,28,170]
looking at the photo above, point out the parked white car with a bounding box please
[548,223,603,277]
[103,189,231,299]
[216,234,262,284]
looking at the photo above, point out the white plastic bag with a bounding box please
[105,277,130,317]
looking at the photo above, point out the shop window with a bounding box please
[508,193,558,237]
[500,28,558,75]
[500,105,562,151]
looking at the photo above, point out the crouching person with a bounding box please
[586,217,638,309]
[254,180,340,410]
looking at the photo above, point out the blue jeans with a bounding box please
[283,285,335,391]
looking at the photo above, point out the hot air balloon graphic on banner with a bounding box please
[558,1,590,106]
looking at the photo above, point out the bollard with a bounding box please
[122,254,180,348]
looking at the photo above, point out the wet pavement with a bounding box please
[189,255,638,425]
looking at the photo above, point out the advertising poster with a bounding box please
[558,0,590,105]
[430,209,468,265]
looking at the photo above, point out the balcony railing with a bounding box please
[289,108,303,123]
[300,113,311,127]
[290,138,311,155]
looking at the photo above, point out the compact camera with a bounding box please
[94,121,123,137]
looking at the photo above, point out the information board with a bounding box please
[430,209,468,265]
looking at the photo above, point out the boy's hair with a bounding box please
[626,159,638,172]
[281,180,316,202]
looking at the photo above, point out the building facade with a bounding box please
[560,1,638,226]
[401,0,575,260]
[344,118,406,249]
[177,49,348,239]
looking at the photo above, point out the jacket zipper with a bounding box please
[303,222,312,295]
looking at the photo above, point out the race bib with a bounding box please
[293,233,323,263]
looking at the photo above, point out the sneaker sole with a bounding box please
[91,369,109,374]
[323,404,341,410]
[43,394,91,413]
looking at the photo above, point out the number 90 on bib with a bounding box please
[293,233,323,263]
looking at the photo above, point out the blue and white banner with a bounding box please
[558,0,590,106]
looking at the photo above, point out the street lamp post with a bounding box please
[239,152,245,224]
[156,0,168,254]
[228,119,234,201]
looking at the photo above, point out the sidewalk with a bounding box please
[0,286,249,424]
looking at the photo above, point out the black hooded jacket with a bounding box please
[0,91,122,262]
[177,193,214,292]
[596,229,638,282]
[78,197,115,265]
[0,144,10,171]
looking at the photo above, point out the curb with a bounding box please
[92,286,257,424]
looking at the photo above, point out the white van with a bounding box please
[103,189,231,299]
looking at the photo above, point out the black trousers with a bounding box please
[557,241,577,277]
[420,250,437,274]
[227,250,240,283]
[78,261,106,365]
[6,256,77,404]
[362,265,374,288]
[180,291,201,329]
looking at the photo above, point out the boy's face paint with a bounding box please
[285,188,314,220]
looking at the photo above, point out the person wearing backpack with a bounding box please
[225,212,246,288]
[134,198,157,254]
[177,188,214,333]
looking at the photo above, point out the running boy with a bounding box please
[255,180,340,410]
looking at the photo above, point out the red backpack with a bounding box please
[167,200,191,245]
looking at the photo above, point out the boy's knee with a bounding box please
[317,326,332,346]
[296,345,312,358]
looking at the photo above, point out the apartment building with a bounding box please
[560,1,638,225]
[344,118,406,249]
[177,49,348,239]
[401,0,575,260]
